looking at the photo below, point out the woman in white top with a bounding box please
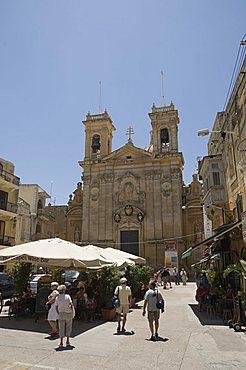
[46,282,59,336]
[55,284,74,348]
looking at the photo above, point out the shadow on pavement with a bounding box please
[189,304,225,326]
[144,336,169,342]
[113,330,135,336]
[55,345,75,352]
[0,316,107,337]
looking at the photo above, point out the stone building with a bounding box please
[66,102,203,268]
[187,54,246,270]
[0,158,20,248]
[17,184,53,242]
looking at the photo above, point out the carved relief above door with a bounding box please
[115,172,145,205]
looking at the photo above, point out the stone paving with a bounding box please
[0,283,245,369]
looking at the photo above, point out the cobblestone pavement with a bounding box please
[0,283,246,369]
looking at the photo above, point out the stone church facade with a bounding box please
[66,102,203,268]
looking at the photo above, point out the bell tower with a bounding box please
[149,101,179,155]
[83,110,115,160]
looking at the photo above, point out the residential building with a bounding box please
[0,158,20,248]
[17,184,53,241]
[190,55,246,271]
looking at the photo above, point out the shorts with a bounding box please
[116,304,130,314]
[148,310,160,322]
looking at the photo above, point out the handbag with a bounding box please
[71,303,76,318]
[112,287,120,308]
[45,303,51,311]
[156,289,164,311]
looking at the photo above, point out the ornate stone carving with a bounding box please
[161,181,172,197]
[115,172,145,205]
[90,186,99,201]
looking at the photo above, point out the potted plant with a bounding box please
[125,265,153,304]
[97,266,119,320]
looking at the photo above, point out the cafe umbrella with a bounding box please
[0,238,114,270]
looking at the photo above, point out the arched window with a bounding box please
[91,135,101,153]
[160,128,169,147]
[74,227,81,242]
[37,200,43,209]
[36,223,41,234]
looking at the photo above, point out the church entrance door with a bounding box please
[120,230,139,256]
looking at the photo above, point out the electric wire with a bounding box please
[223,34,246,111]
[78,230,204,246]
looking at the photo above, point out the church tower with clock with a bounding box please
[66,101,202,268]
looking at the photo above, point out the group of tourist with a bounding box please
[45,274,167,347]
[154,266,188,288]
[194,271,237,318]
[113,276,165,341]
[45,266,192,347]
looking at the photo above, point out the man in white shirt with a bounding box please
[142,280,164,341]
[114,277,132,333]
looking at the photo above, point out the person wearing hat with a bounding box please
[46,282,59,336]
[114,277,132,333]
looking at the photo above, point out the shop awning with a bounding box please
[181,220,242,260]
[191,253,220,267]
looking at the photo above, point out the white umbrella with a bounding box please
[104,247,146,265]
[0,238,113,270]
[82,245,145,269]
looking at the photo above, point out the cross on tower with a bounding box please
[126,126,134,142]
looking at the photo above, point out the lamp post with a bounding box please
[197,129,237,139]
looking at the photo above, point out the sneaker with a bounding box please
[121,328,126,332]
[117,326,121,333]
[150,335,156,341]
[155,332,159,338]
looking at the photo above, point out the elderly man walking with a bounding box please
[114,277,132,333]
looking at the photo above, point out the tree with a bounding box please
[10,263,33,295]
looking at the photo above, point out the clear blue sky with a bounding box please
[0,1,245,204]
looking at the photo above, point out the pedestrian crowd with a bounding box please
[154,266,188,289]
[45,265,189,347]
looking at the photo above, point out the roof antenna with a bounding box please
[161,71,165,106]
[49,181,53,205]
[99,81,102,112]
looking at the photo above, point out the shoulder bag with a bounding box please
[156,289,164,311]
[112,286,121,308]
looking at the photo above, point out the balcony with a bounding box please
[0,169,20,191]
[203,185,227,205]
[0,201,18,220]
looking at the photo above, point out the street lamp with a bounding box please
[197,129,236,139]
[181,205,203,210]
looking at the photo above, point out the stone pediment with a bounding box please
[103,142,152,161]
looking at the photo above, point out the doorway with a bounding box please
[120,230,139,256]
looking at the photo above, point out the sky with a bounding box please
[0,0,245,205]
